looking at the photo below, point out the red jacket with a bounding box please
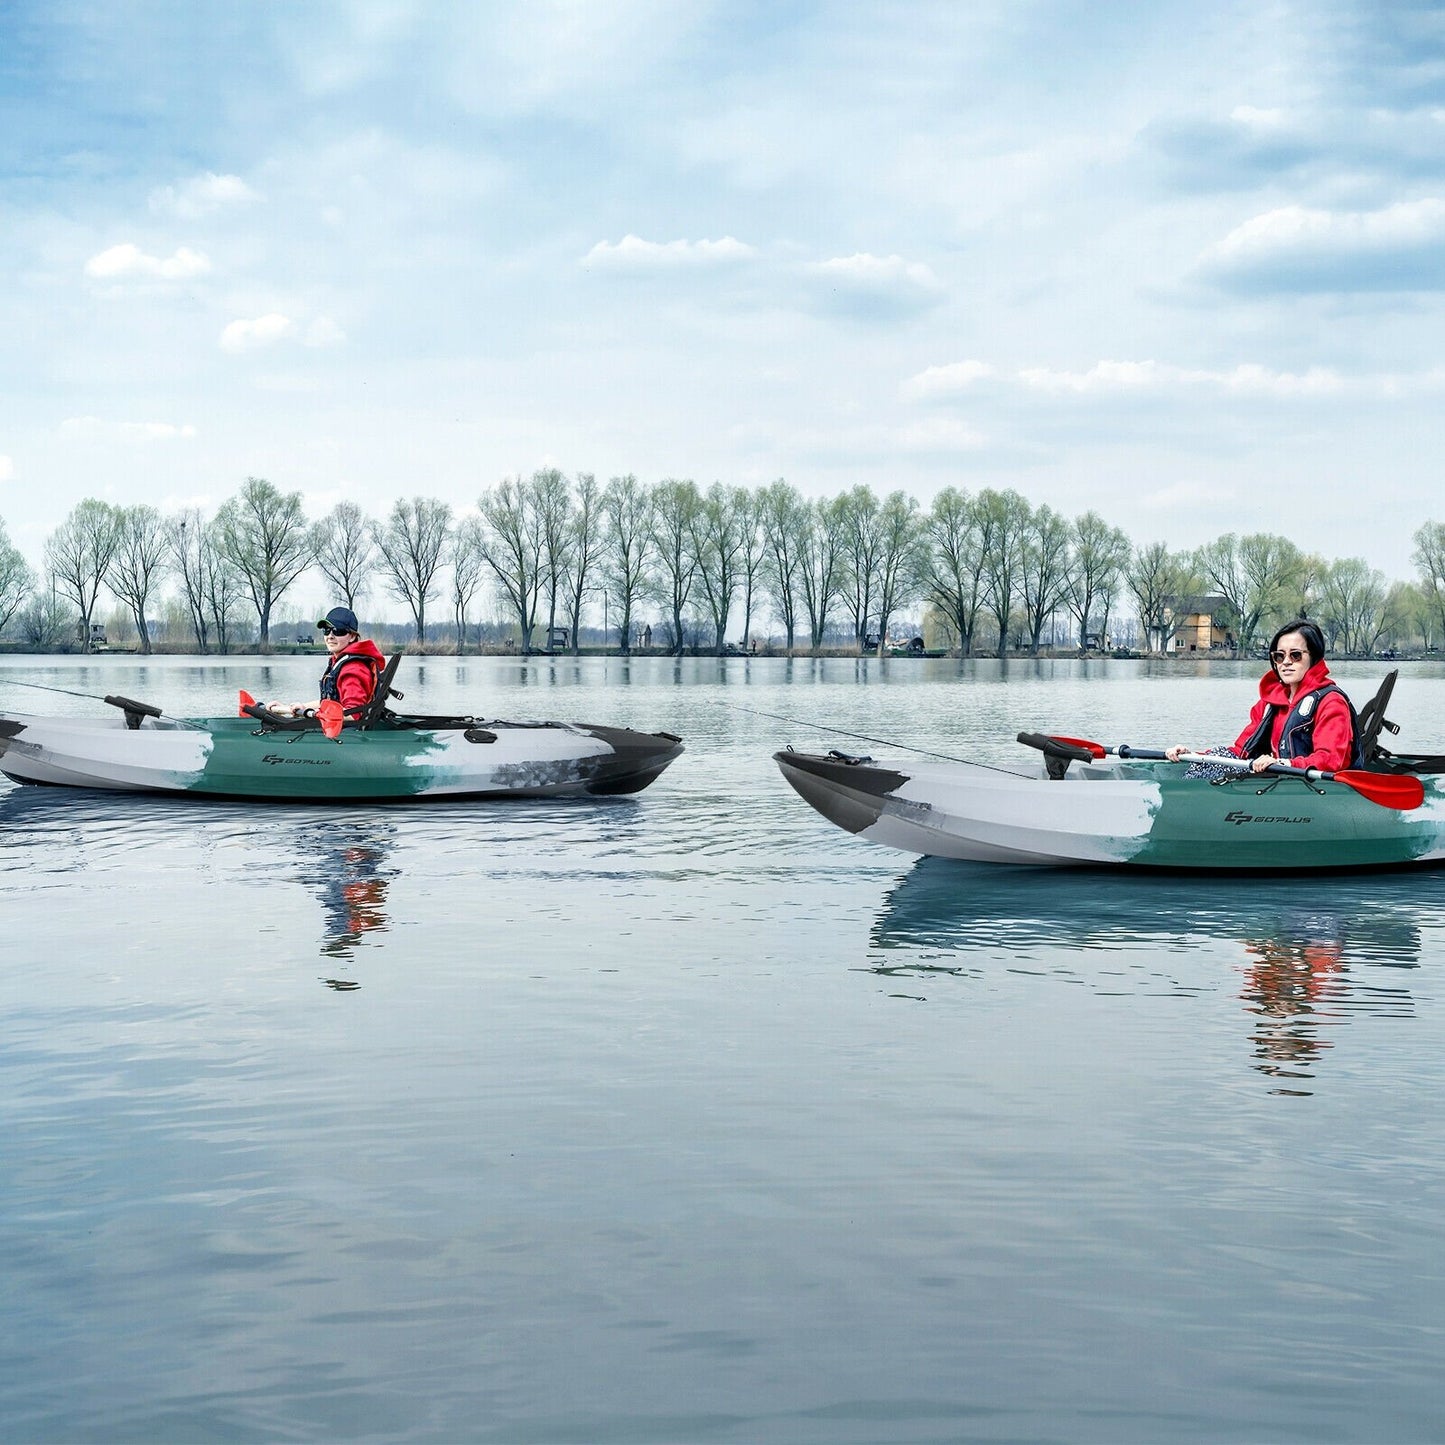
[1230,659,1355,772]
[324,639,386,715]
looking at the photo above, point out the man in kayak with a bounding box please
[266,606,386,721]
[1165,618,1360,774]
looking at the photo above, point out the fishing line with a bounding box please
[728,702,1033,776]
[0,676,205,729]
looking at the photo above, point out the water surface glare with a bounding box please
[3,655,1444,1443]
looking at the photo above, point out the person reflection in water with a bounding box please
[1165,619,1359,775]
[1239,920,1348,1092]
[318,833,394,967]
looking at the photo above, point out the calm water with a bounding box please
[3,654,1444,1444]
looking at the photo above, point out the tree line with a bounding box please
[2,473,1444,659]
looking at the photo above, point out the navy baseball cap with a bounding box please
[318,606,360,634]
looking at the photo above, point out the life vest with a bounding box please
[1240,682,1364,769]
[319,648,382,717]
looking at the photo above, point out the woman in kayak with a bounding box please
[267,606,386,721]
[1165,618,1360,774]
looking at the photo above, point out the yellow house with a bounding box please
[1166,595,1234,653]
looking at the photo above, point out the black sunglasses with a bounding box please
[1271,648,1307,663]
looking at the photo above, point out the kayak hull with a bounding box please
[0,712,683,801]
[775,749,1445,871]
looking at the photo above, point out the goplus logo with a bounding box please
[260,754,333,767]
[1223,809,1311,826]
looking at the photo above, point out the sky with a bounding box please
[2,0,1444,584]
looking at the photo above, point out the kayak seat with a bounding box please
[355,651,404,731]
[1354,669,1400,769]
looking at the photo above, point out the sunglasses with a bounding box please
[1271,648,1307,663]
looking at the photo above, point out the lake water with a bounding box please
[3,654,1444,1444]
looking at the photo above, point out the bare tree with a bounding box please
[532,469,572,651]
[478,476,545,652]
[1318,557,1389,656]
[734,487,765,650]
[215,477,311,645]
[1018,504,1074,653]
[758,479,807,652]
[872,490,923,655]
[651,477,702,654]
[1413,520,1445,644]
[448,514,486,651]
[202,518,247,653]
[837,485,883,644]
[374,497,452,642]
[690,483,747,654]
[564,473,602,655]
[920,487,985,657]
[600,474,654,653]
[799,494,846,650]
[19,578,75,649]
[1067,511,1131,648]
[0,517,35,635]
[106,505,169,654]
[976,488,1032,657]
[1128,541,1200,653]
[45,499,121,652]
[313,501,377,609]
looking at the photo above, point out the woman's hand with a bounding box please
[1250,753,1276,773]
[1164,745,1189,762]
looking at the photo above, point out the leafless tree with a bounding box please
[1067,511,1131,649]
[976,488,1032,657]
[600,474,654,653]
[373,497,452,642]
[106,505,169,654]
[871,491,924,654]
[757,479,808,652]
[448,514,487,651]
[799,494,846,651]
[0,516,34,635]
[1019,503,1074,653]
[478,476,545,652]
[920,487,984,657]
[214,477,312,645]
[564,473,602,655]
[651,477,702,654]
[313,501,378,609]
[46,499,122,651]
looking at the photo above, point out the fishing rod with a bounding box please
[728,702,1029,774]
[0,676,204,729]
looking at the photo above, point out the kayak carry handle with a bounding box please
[104,694,163,730]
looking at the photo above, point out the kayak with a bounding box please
[774,744,1445,871]
[0,692,683,802]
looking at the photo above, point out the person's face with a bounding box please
[324,628,356,654]
[1271,630,1311,684]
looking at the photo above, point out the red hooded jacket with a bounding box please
[322,638,387,716]
[1229,658,1355,772]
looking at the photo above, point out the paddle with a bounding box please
[237,690,345,740]
[1045,734,1425,810]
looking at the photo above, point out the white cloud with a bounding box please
[1201,198,1445,290]
[1017,359,1346,396]
[59,417,197,441]
[582,234,758,270]
[900,360,996,400]
[806,252,942,297]
[84,243,212,280]
[0,455,14,483]
[149,171,259,218]
[220,313,296,352]
[1229,105,1286,127]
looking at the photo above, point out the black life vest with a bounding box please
[1241,682,1364,769]
[319,649,382,717]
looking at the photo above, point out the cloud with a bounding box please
[149,171,259,218]
[802,252,944,318]
[84,243,212,280]
[1139,480,1236,511]
[59,417,197,441]
[220,313,296,352]
[0,455,14,483]
[900,360,996,401]
[581,234,758,271]
[902,357,1355,399]
[1200,197,1445,291]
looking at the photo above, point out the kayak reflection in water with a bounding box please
[316,825,396,966]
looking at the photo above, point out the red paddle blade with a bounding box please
[1335,770,1426,810]
[238,689,257,716]
[317,700,344,740]
[1048,734,1106,759]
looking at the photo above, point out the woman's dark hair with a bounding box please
[1268,618,1326,669]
